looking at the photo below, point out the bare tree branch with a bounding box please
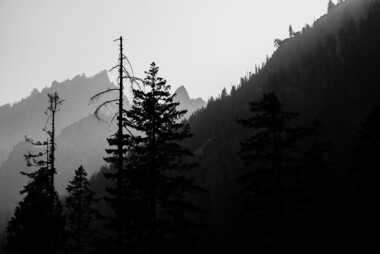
[93,99,119,122]
[122,54,134,76]
[89,88,119,105]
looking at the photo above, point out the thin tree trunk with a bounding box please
[116,36,124,253]
[149,93,157,254]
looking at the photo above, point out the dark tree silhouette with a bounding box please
[289,25,294,38]
[221,87,228,98]
[237,93,304,253]
[4,93,66,254]
[350,106,380,252]
[126,62,205,254]
[65,166,99,254]
[328,0,336,13]
[46,92,64,189]
[5,168,66,254]
[89,36,140,252]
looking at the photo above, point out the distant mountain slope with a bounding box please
[0,71,124,155]
[182,0,380,252]
[0,82,203,210]
[174,86,206,119]
[0,73,203,162]
[0,114,113,209]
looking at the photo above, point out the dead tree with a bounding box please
[89,36,141,252]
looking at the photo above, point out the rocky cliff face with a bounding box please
[0,70,124,153]
[0,114,113,209]
[174,86,206,119]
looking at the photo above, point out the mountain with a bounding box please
[0,149,7,167]
[0,74,203,162]
[0,71,123,159]
[0,73,204,210]
[3,0,377,251]
[180,0,380,252]
[0,114,113,209]
[173,86,206,119]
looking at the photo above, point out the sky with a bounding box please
[0,0,329,106]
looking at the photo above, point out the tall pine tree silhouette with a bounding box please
[4,93,66,254]
[89,36,140,252]
[237,92,303,253]
[65,166,99,254]
[126,62,205,254]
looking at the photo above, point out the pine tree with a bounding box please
[4,93,66,254]
[126,62,205,254]
[89,36,140,252]
[221,87,228,98]
[289,25,294,38]
[5,168,66,254]
[65,166,99,254]
[237,93,303,253]
[328,0,336,13]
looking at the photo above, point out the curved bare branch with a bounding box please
[123,54,134,76]
[44,115,52,129]
[109,65,120,73]
[93,99,119,122]
[123,125,136,138]
[89,88,119,105]
[108,112,119,127]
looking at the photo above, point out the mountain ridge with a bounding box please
[181,0,380,252]
[0,73,205,210]
[174,85,206,119]
[0,70,121,153]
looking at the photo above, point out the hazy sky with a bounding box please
[0,0,328,106]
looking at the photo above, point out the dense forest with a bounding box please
[184,0,380,252]
[1,0,380,253]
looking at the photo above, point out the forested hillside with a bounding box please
[1,0,380,253]
[182,0,380,252]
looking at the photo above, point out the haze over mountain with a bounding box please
[0,72,205,210]
[0,71,121,154]
[0,71,204,163]
[1,0,379,252]
[178,0,380,252]
[173,85,206,119]
[0,115,112,208]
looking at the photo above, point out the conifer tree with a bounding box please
[328,0,336,13]
[89,36,140,252]
[289,25,294,38]
[4,93,66,254]
[237,93,303,253]
[65,166,99,254]
[126,62,204,254]
[45,92,64,188]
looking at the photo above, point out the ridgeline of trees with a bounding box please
[183,0,380,252]
[1,0,380,253]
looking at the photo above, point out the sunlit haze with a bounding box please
[0,0,328,106]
